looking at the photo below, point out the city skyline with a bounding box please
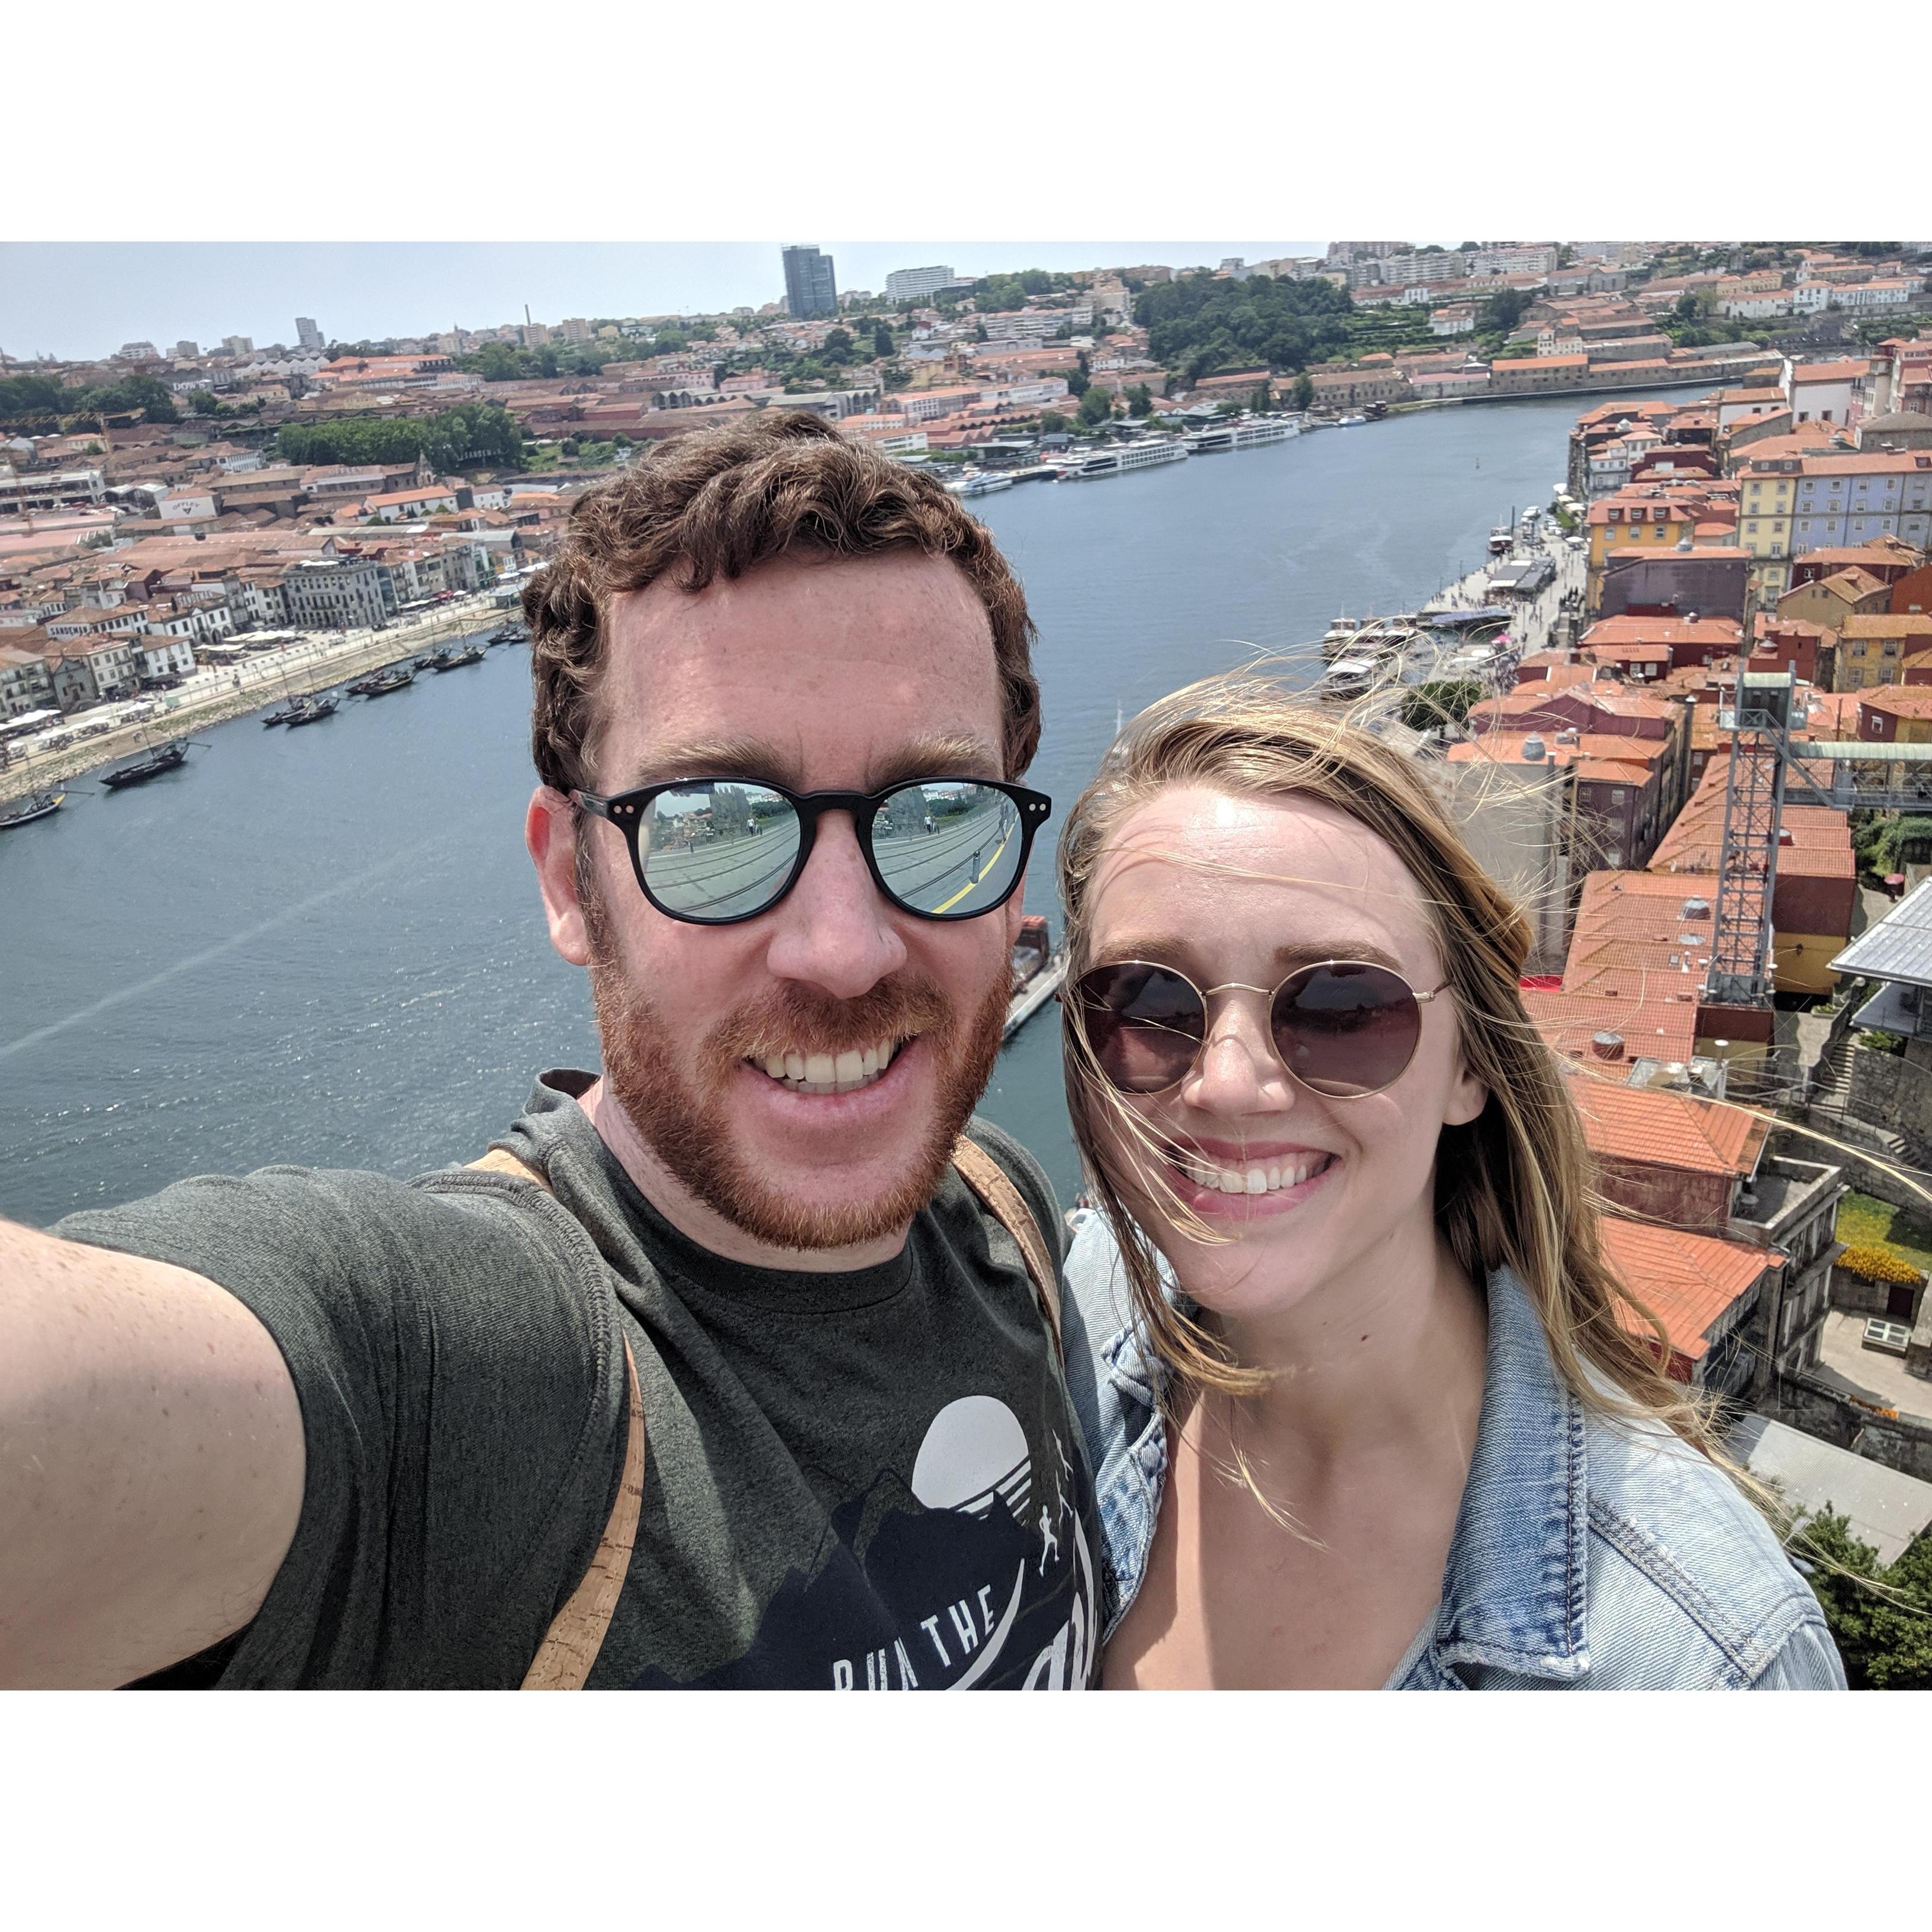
[0,240,1328,363]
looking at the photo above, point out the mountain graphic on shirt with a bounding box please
[629,1395,1091,1690]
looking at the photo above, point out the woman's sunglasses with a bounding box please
[571,775,1051,926]
[1071,958,1448,1099]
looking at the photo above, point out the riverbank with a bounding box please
[0,593,509,809]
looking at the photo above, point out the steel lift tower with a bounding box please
[1707,671,1794,1007]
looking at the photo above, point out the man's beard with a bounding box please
[587,925,1010,1255]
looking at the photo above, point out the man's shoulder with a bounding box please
[59,1155,587,1287]
[956,1113,1065,1267]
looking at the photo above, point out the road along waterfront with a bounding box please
[0,395,1611,1226]
[0,591,514,807]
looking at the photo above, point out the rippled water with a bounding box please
[1,396,1589,1226]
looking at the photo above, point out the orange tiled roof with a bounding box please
[1599,1216,1777,1361]
[1522,989,1699,1066]
[1570,1074,1768,1178]
[1860,685,1932,720]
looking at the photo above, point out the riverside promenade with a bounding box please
[0,590,513,809]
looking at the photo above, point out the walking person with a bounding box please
[1,414,1098,1690]
[1052,674,1844,1689]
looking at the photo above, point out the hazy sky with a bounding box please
[0,240,1328,362]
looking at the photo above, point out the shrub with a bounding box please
[1837,1243,1923,1287]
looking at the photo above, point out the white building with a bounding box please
[1786,358,1871,426]
[885,265,964,303]
[1469,244,1560,277]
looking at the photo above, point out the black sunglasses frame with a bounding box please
[570,775,1052,926]
[1070,957,1448,1100]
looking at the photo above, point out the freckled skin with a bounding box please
[526,549,1023,1272]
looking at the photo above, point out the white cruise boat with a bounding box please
[1062,437,1190,479]
[1184,415,1300,455]
[946,470,1015,498]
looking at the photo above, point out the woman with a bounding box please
[1055,672,1844,1689]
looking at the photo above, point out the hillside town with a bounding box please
[8,241,1932,1671]
[1410,336,1932,1611]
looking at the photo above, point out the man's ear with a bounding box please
[527,786,593,967]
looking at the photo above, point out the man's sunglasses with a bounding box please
[1071,958,1448,1099]
[571,776,1052,926]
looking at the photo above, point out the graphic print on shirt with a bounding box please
[629,1391,1097,1690]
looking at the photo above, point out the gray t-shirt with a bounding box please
[56,1070,1101,1689]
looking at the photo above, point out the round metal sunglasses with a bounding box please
[571,774,1052,926]
[1071,957,1449,1099]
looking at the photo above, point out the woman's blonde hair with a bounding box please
[1057,666,1731,1459]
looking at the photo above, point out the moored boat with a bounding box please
[102,740,189,789]
[0,788,65,829]
[350,665,416,697]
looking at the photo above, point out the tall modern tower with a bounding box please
[295,317,324,349]
[781,246,838,319]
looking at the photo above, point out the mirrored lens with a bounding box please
[872,781,1025,918]
[638,781,801,920]
[1271,963,1421,1097]
[1076,963,1207,1094]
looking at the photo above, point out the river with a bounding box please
[1,395,1591,1226]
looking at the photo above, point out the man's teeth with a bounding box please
[1177,1152,1334,1196]
[757,1037,903,1095]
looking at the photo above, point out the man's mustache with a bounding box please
[704,976,955,1068]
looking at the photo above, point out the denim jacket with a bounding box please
[1060,1214,1846,1690]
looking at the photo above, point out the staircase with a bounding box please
[1807,1032,1910,1164]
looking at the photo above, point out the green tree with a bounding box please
[872,321,893,358]
[1250,381,1273,413]
[1125,382,1154,417]
[1479,286,1532,336]
[822,327,854,366]
[1290,373,1315,411]
[1399,680,1485,733]
[1077,385,1115,428]
[1038,410,1069,434]
[275,402,524,471]
[1793,1511,1932,1688]
[1135,271,1354,379]
[1066,367,1091,398]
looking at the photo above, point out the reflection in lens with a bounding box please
[1078,963,1206,1094]
[640,781,801,920]
[1273,964,1418,1097]
[873,781,1024,917]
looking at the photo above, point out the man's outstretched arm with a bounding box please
[0,1218,304,1688]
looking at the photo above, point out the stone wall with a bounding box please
[1767,1371,1932,1483]
[1849,1044,1932,1160]
[1830,1262,1926,1322]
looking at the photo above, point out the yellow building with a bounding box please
[1738,456,1798,610]
[1584,492,1702,614]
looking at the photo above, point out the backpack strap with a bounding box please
[950,1133,1062,1360]
[469,1136,1060,1688]
[465,1148,648,1690]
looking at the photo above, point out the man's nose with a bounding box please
[762,811,907,998]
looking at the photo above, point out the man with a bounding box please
[1,413,1097,1690]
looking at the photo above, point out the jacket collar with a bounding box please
[1103,1257,1593,1683]
[1431,1266,1591,1682]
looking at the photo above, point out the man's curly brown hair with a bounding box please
[521,410,1041,796]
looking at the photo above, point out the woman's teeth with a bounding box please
[1177,1152,1334,1196]
[756,1037,903,1096]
